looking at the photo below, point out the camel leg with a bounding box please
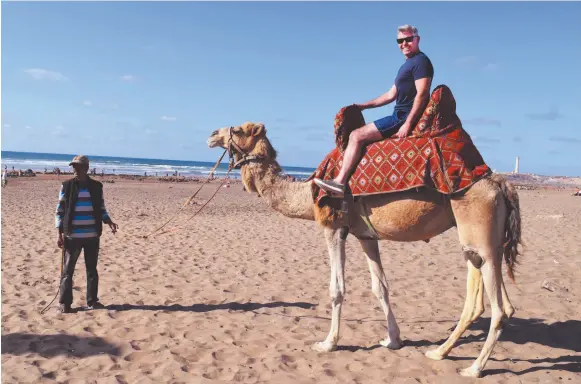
[469,268,514,323]
[470,273,485,322]
[425,261,482,360]
[501,278,515,319]
[313,227,346,352]
[459,256,507,378]
[359,239,403,349]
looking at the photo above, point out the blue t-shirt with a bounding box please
[393,51,434,114]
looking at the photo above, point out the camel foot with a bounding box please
[425,349,446,361]
[312,341,337,353]
[458,366,482,378]
[379,337,403,350]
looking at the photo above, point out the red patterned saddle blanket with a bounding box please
[308,85,492,205]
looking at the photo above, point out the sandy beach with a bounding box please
[1,175,580,383]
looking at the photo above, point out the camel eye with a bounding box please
[233,128,243,135]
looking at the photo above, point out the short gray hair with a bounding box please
[397,24,418,36]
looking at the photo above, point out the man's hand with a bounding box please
[57,233,64,249]
[395,123,412,139]
[108,222,119,234]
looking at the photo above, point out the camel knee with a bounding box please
[331,292,344,306]
[329,284,345,305]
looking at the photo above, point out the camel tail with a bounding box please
[491,173,522,284]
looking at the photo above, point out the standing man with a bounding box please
[314,24,434,197]
[2,165,7,187]
[55,155,119,313]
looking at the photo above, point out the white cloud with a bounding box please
[24,68,68,81]
[161,115,177,122]
[25,125,32,130]
[145,128,157,135]
[51,125,67,137]
[83,100,92,106]
[3,124,11,128]
[120,74,137,82]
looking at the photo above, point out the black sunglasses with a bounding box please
[397,35,417,44]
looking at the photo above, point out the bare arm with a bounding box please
[357,85,397,110]
[396,77,432,138]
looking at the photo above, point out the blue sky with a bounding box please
[2,2,580,176]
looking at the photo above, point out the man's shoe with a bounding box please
[313,178,345,197]
[59,304,72,314]
[87,302,105,310]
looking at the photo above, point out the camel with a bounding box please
[207,122,522,378]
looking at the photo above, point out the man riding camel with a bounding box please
[314,24,434,197]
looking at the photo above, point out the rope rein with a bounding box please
[143,127,265,238]
[141,148,230,238]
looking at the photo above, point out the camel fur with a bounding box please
[207,122,522,378]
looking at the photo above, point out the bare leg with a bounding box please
[359,239,403,349]
[334,123,383,184]
[426,261,482,360]
[460,257,506,378]
[313,228,346,352]
[313,123,383,196]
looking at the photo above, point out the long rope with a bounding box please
[154,173,232,235]
[141,148,229,239]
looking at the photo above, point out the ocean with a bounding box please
[0,151,317,180]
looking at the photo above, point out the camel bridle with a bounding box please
[226,126,267,170]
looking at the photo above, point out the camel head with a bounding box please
[207,122,277,160]
[207,122,280,194]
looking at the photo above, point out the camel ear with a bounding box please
[251,123,266,137]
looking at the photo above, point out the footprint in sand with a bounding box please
[278,354,298,371]
[123,351,148,362]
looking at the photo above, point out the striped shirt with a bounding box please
[55,185,111,238]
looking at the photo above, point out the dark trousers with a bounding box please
[59,237,100,306]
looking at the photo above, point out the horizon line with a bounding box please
[0,149,318,169]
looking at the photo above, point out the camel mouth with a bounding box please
[207,136,223,149]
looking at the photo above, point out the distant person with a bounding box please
[2,166,7,187]
[55,155,119,313]
[313,24,434,197]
